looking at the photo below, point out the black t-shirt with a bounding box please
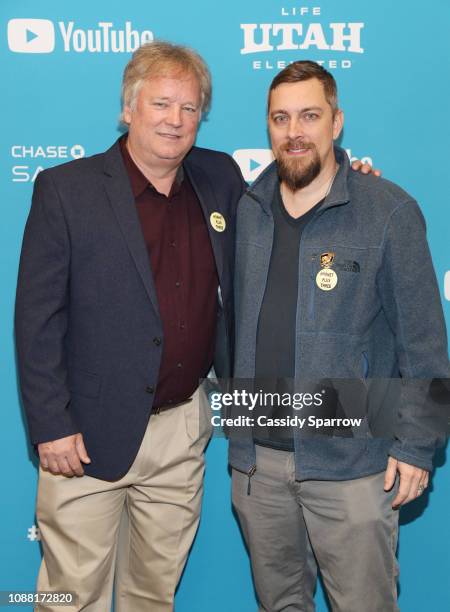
[254,186,324,450]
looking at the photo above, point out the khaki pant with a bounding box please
[36,390,212,611]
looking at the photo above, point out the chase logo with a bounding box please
[7,19,55,54]
[233,149,274,183]
[11,143,86,184]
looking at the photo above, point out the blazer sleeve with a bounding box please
[376,199,450,470]
[15,170,79,444]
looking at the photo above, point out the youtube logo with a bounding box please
[7,19,55,53]
[233,149,274,183]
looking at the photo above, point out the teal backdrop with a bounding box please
[1,1,449,610]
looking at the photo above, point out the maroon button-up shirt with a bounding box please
[120,137,219,407]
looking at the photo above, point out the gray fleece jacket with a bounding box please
[229,146,449,481]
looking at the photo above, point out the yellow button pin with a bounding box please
[316,268,338,291]
[210,212,226,232]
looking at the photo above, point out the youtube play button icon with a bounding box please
[233,149,274,183]
[8,19,55,53]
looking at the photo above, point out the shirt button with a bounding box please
[170,241,176,248]
[175,281,181,287]
[177,362,183,368]
[180,323,185,330]
[153,337,162,346]
[146,386,154,394]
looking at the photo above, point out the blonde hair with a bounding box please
[121,40,212,122]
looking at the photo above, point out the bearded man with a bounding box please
[230,61,449,611]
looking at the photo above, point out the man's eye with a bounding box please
[183,106,197,113]
[153,102,168,108]
[304,113,318,121]
[274,115,288,124]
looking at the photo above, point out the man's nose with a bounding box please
[287,117,304,140]
[166,104,182,127]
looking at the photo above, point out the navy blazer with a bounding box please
[15,139,246,480]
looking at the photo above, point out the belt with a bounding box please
[151,397,192,415]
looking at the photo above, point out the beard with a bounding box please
[276,140,321,192]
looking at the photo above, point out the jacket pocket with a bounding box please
[69,367,101,398]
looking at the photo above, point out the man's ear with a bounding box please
[333,109,344,140]
[123,105,132,125]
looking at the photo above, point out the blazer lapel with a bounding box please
[184,160,225,283]
[102,142,160,317]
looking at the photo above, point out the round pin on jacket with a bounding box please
[210,212,226,232]
[316,268,338,291]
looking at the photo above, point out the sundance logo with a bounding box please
[7,19,153,54]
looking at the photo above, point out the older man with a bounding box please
[230,61,449,611]
[15,41,245,611]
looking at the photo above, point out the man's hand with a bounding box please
[38,433,91,477]
[351,159,381,177]
[384,457,429,508]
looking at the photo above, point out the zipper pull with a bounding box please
[247,465,257,495]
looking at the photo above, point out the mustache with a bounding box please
[281,139,316,152]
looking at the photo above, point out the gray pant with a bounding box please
[232,445,399,612]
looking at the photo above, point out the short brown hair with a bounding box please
[121,40,212,122]
[268,60,338,114]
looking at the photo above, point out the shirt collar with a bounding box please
[119,134,184,198]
